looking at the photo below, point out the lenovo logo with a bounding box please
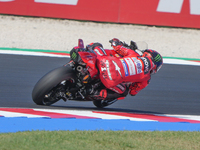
[0,0,78,5]
[157,0,200,15]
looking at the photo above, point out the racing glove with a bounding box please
[109,38,129,56]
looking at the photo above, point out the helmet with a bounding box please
[109,38,123,47]
[144,49,163,73]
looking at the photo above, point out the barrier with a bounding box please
[120,0,200,29]
[0,0,200,28]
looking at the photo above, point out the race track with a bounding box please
[1,53,200,116]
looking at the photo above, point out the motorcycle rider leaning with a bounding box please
[82,38,163,100]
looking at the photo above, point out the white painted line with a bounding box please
[34,109,155,121]
[0,50,69,58]
[1,108,200,123]
[164,58,200,66]
[159,114,200,121]
[0,111,49,118]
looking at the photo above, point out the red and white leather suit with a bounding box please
[91,44,156,97]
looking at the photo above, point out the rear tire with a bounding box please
[32,66,76,105]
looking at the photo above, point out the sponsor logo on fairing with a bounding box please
[120,59,129,76]
[71,52,77,60]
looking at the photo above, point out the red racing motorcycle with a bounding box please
[32,39,146,108]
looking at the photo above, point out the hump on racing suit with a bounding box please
[108,38,163,96]
[85,39,163,99]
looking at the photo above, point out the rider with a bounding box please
[86,38,163,100]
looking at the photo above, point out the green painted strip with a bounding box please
[0,47,70,54]
[0,47,200,61]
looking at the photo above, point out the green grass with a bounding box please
[0,131,200,150]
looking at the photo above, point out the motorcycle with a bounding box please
[32,39,146,108]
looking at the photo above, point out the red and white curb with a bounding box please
[1,108,200,123]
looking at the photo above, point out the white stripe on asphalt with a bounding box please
[164,58,200,66]
[0,111,49,118]
[0,50,69,58]
[0,49,200,65]
[34,109,155,121]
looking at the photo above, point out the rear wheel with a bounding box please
[32,66,76,106]
[93,99,117,108]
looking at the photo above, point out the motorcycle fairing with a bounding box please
[78,51,98,78]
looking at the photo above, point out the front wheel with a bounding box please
[93,99,117,108]
[32,66,76,106]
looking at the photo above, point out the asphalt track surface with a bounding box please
[1,54,200,115]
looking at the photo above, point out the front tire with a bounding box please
[32,66,76,105]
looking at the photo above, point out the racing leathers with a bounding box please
[87,41,156,100]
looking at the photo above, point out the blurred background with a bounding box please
[0,0,200,59]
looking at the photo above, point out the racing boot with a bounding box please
[88,89,107,100]
[90,88,129,100]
